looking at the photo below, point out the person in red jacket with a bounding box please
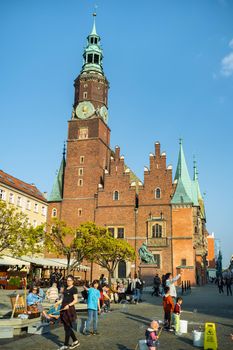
[162,286,174,331]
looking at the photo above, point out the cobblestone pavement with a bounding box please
[0,284,232,350]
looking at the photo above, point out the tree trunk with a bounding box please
[108,269,113,285]
[67,253,71,275]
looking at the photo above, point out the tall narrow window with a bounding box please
[78,208,82,217]
[155,188,161,199]
[80,156,85,164]
[87,54,93,63]
[153,254,161,268]
[83,91,87,99]
[78,179,83,187]
[94,54,99,64]
[78,168,83,176]
[156,223,162,238]
[117,228,124,239]
[9,193,14,204]
[113,191,119,201]
[34,203,38,213]
[181,259,187,266]
[108,227,115,237]
[17,196,22,207]
[0,189,6,200]
[42,206,46,216]
[152,224,162,238]
[52,208,57,217]
[26,200,31,210]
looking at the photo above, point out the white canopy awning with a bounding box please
[17,256,90,270]
[50,258,90,271]
[0,255,30,267]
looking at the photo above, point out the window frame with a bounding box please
[155,187,161,199]
[0,189,6,200]
[78,179,83,187]
[52,208,57,217]
[117,227,125,239]
[113,190,119,201]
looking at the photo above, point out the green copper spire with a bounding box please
[90,12,97,36]
[81,13,104,75]
[171,139,193,204]
[48,144,66,202]
[193,160,206,219]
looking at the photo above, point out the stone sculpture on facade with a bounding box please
[138,242,155,264]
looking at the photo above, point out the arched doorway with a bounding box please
[118,260,126,279]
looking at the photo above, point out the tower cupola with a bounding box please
[81,13,104,75]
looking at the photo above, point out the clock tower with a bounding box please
[61,13,111,225]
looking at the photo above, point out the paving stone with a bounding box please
[0,284,232,349]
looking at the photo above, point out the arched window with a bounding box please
[113,191,119,201]
[52,208,57,217]
[152,223,162,238]
[118,261,126,279]
[155,188,161,199]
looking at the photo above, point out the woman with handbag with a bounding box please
[58,275,80,350]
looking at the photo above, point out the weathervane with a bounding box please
[93,4,98,16]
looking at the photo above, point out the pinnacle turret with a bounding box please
[172,140,193,204]
[48,145,66,202]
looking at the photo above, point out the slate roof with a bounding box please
[0,169,46,202]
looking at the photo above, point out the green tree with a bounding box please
[84,224,136,284]
[45,221,135,282]
[45,220,97,273]
[0,200,44,256]
[45,219,77,274]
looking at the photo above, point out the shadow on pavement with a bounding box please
[117,344,132,350]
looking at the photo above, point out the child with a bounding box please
[173,297,183,335]
[102,284,111,312]
[84,280,101,335]
[162,286,174,331]
[42,298,61,324]
[145,320,159,350]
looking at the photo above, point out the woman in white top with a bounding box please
[165,273,181,298]
[46,282,59,303]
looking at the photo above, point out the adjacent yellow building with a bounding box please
[0,169,47,227]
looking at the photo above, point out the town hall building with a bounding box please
[48,14,209,285]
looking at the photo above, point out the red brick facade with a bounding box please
[47,25,209,285]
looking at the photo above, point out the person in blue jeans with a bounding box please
[131,274,142,304]
[84,280,101,336]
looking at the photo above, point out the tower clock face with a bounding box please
[75,101,95,119]
[100,105,108,123]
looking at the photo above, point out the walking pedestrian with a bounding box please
[131,273,142,304]
[225,270,232,296]
[217,276,224,294]
[152,274,161,297]
[59,275,80,350]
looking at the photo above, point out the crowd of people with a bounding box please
[216,269,232,296]
[24,270,184,350]
[22,265,233,350]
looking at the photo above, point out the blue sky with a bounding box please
[0,0,233,267]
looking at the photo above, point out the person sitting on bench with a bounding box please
[27,286,43,313]
[42,299,61,324]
